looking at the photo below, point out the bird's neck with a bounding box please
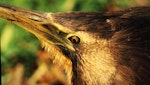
[73,43,117,85]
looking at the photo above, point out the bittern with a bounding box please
[0,4,150,85]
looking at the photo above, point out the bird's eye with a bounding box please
[68,36,80,44]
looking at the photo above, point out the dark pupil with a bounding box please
[69,36,80,44]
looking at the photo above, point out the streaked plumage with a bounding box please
[0,4,150,85]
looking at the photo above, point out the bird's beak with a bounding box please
[0,4,75,51]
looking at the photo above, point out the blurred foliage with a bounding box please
[0,0,150,85]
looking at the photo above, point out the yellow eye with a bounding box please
[68,36,80,44]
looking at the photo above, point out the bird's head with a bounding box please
[0,4,150,85]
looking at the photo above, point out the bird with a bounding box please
[0,4,150,85]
